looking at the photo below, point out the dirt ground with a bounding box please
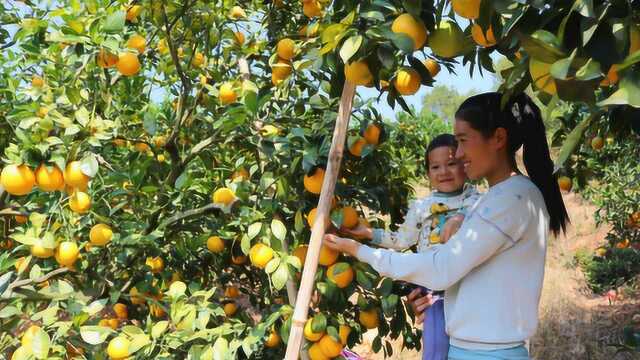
[351,192,640,360]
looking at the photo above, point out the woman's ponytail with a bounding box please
[506,94,569,236]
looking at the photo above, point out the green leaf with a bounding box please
[575,58,601,81]
[129,334,151,354]
[83,299,107,316]
[80,153,99,177]
[32,328,50,359]
[74,106,90,127]
[167,281,187,300]
[597,71,640,107]
[247,222,262,241]
[80,326,113,345]
[339,35,363,64]
[152,321,169,339]
[272,263,288,290]
[265,256,281,274]
[213,337,229,360]
[554,110,603,172]
[0,306,20,319]
[270,219,287,241]
[311,313,327,333]
[103,10,125,33]
[518,30,565,63]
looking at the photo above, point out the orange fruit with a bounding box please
[35,164,64,192]
[106,336,130,360]
[219,82,237,104]
[318,334,343,357]
[292,245,308,267]
[307,208,329,229]
[340,206,359,229]
[591,136,604,150]
[349,138,367,157]
[129,287,145,305]
[15,215,28,224]
[36,106,49,118]
[557,176,572,192]
[69,191,91,214]
[451,0,480,19]
[600,65,619,87]
[207,236,225,253]
[394,67,421,95]
[338,324,351,345]
[359,308,380,329]
[429,20,466,58]
[231,254,247,265]
[224,286,240,298]
[126,34,146,54]
[303,1,322,18]
[113,303,128,320]
[318,245,339,266]
[308,343,330,360]
[1,164,35,195]
[344,60,373,86]
[327,262,354,288]
[145,256,164,273]
[112,138,127,147]
[229,6,247,19]
[265,328,281,348]
[32,75,44,88]
[272,59,292,85]
[212,187,236,205]
[304,317,325,342]
[55,242,80,267]
[116,53,141,76]
[276,38,296,60]
[231,168,249,181]
[134,142,150,153]
[153,135,167,147]
[303,168,325,194]
[363,124,381,145]
[249,243,274,269]
[616,239,630,249]
[126,5,142,21]
[31,241,54,258]
[97,49,118,68]
[64,161,90,189]
[391,13,427,50]
[149,302,165,317]
[424,59,441,78]
[224,302,238,316]
[157,38,169,55]
[595,247,607,257]
[99,318,119,330]
[234,31,245,45]
[192,52,205,67]
[90,224,113,246]
[471,23,497,47]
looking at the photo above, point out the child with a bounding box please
[343,134,480,360]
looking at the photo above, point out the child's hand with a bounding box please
[407,288,436,325]
[441,214,465,243]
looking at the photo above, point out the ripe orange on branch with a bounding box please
[116,53,141,76]
[394,67,421,95]
[207,236,225,253]
[364,124,381,145]
[344,60,373,86]
[55,242,80,267]
[1,164,35,195]
[212,187,236,205]
[90,224,113,246]
[35,164,64,192]
[276,38,296,60]
[391,13,427,50]
[303,168,325,194]
[249,243,274,269]
[327,262,354,288]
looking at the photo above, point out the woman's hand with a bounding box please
[440,214,465,243]
[340,223,373,240]
[407,288,436,325]
[323,234,361,257]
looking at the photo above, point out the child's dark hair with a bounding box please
[454,92,569,236]
[424,134,458,169]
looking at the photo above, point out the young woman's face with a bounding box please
[427,146,467,193]
[453,119,496,180]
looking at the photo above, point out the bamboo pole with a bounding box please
[284,81,356,359]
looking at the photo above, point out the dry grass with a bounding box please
[352,191,640,359]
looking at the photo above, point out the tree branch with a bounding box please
[157,203,225,230]
[8,267,70,290]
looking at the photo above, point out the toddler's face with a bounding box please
[427,146,467,193]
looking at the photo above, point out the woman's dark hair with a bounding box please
[454,92,569,236]
[424,134,458,169]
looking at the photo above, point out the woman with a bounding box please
[325,92,569,359]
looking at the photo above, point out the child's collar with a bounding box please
[432,188,465,198]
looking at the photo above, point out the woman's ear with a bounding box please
[492,127,509,151]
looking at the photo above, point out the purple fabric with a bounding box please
[423,296,449,360]
[341,348,363,360]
